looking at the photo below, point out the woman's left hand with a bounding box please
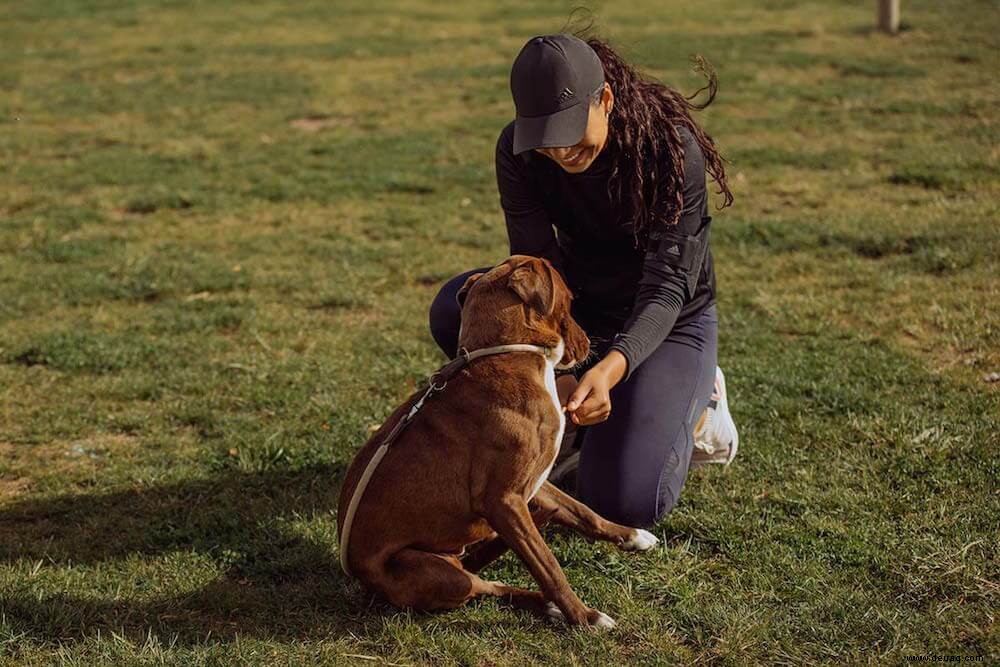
[565,351,628,426]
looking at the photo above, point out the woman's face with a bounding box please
[534,83,614,174]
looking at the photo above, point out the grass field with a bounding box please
[1,0,998,664]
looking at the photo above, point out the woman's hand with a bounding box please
[565,350,628,426]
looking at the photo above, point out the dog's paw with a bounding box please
[621,529,659,552]
[544,601,565,623]
[588,609,617,630]
[545,603,616,630]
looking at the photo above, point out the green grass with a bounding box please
[1,0,998,664]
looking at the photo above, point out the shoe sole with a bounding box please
[715,367,739,466]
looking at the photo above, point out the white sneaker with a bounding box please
[692,367,739,467]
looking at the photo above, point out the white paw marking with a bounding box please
[622,529,659,552]
[592,611,616,630]
[544,601,565,622]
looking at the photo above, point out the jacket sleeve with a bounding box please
[496,128,566,274]
[608,126,711,381]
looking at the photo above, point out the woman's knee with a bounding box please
[428,267,492,357]
[428,283,460,356]
[578,483,660,529]
[578,432,691,529]
[578,478,682,529]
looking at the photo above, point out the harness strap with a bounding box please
[338,343,553,576]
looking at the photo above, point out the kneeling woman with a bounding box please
[430,34,738,528]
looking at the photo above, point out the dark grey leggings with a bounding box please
[429,267,717,528]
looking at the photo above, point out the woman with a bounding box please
[429,34,738,528]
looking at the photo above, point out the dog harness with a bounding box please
[338,343,555,577]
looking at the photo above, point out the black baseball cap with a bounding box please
[509,34,605,155]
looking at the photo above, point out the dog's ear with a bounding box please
[507,261,555,317]
[456,272,484,308]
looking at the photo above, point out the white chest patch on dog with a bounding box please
[529,339,565,500]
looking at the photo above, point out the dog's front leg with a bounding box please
[487,493,614,629]
[535,482,660,551]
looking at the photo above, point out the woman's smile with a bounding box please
[559,146,590,167]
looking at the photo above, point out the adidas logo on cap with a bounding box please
[556,87,575,105]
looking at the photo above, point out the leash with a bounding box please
[338,343,554,577]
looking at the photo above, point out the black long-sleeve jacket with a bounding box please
[496,121,716,380]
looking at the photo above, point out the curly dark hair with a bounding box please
[584,36,734,250]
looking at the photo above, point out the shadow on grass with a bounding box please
[0,464,398,644]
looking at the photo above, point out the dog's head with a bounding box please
[456,255,589,369]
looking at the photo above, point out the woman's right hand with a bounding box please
[564,350,628,426]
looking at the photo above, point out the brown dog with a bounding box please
[337,255,658,628]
